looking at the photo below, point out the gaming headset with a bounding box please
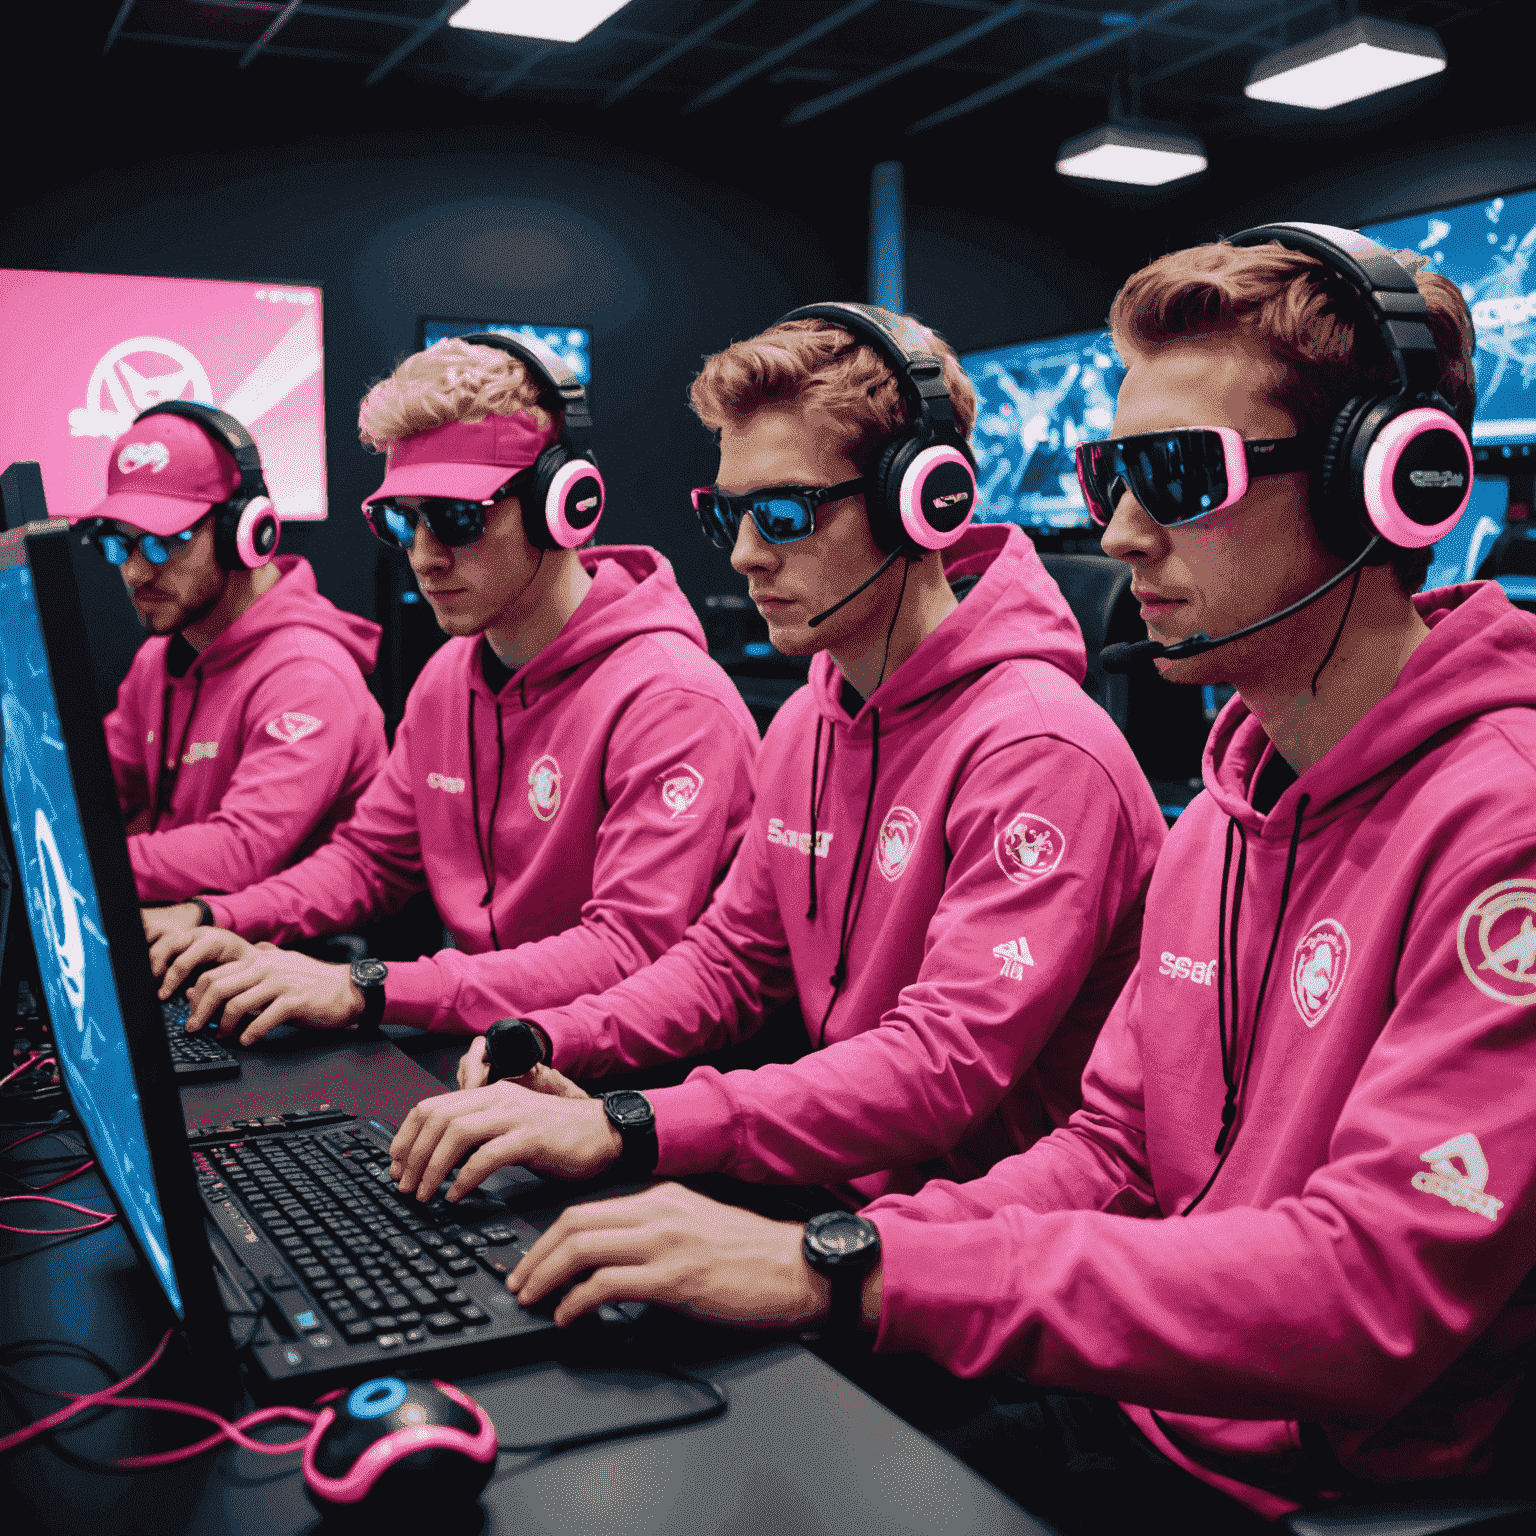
[457,331,605,550]
[774,302,978,554]
[1228,222,1474,561]
[132,400,281,571]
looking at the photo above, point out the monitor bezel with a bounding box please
[1356,179,1536,467]
[0,519,238,1402]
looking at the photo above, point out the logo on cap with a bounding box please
[655,763,704,820]
[1290,918,1350,1027]
[994,811,1065,885]
[1457,878,1536,1004]
[875,806,922,881]
[69,337,214,440]
[117,441,171,475]
[528,754,562,821]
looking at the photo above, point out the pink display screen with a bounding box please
[0,269,327,521]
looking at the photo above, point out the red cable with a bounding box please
[0,1194,115,1235]
[0,1053,43,1090]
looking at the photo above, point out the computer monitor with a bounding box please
[1361,186,1536,471]
[417,317,591,384]
[960,328,1126,531]
[0,518,232,1387]
[0,269,327,523]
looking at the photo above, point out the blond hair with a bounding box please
[689,316,976,472]
[358,338,556,450]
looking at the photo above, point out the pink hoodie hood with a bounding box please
[210,545,760,1030]
[537,523,1165,1199]
[108,556,386,901]
[864,580,1536,1517]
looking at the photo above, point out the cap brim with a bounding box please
[364,461,514,506]
[75,490,217,535]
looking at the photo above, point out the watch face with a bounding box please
[352,959,388,988]
[809,1211,875,1259]
[605,1091,652,1128]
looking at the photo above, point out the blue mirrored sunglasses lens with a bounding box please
[751,498,814,543]
[98,534,130,565]
[383,506,416,549]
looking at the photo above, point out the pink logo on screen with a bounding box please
[875,806,922,881]
[69,338,214,440]
[994,811,1065,885]
[116,440,171,475]
[655,763,704,820]
[1290,918,1351,1027]
[265,712,323,745]
[528,755,562,822]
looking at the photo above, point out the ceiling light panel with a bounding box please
[1245,16,1447,111]
[1056,123,1206,187]
[449,0,633,43]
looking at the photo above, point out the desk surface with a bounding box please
[3,1031,1050,1535]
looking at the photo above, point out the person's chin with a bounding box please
[761,615,816,656]
[423,596,484,636]
[132,600,182,636]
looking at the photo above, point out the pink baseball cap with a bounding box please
[364,413,555,506]
[79,413,242,536]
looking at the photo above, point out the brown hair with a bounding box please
[689,315,977,474]
[1108,240,1477,593]
[358,337,554,451]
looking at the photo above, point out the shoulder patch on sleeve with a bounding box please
[265,711,325,745]
[1457,877,1536,1005]
[995,811,1066,885]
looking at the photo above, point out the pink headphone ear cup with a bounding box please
[1361,407,1473,549]
[234,497,280,568]
[898,445,976,550]
[542,459,605,549]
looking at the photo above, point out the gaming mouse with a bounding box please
[303,1376,497,1526]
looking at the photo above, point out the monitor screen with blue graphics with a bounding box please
[418,318,591,385]
[0,538,182,1318]
[961,328,1126,532]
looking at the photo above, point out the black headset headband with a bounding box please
[132,399,268,502]
[1226,223,1442,402]
[775,301,967,446]
[457,331,595,458]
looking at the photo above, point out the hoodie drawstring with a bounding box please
[815,708,881,1048]
[467,690,507,951]
[807,717,824,921]
[150,670,204,832]
[1184,791,1309,1215]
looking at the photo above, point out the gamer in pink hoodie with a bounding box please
[203,544,759,1028]
[108,556,386,903]
[525,523,1168,1201]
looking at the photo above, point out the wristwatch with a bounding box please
[348,958,388,1034]
[601,1090,659,1180]
[191,899,214,927]
[802,1210,881,1332]
[484,1018,551,1082]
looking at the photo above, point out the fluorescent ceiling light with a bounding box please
[1056,123,1206,187]
[1245,16,1446,110]
[448,0,632,43]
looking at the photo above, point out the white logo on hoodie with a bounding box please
[875,806,921,881]
[994,811,1065,885]
[1457,878,1536,1004]
[265,712,323,745]
[528,754,562,821]
[1412,1132,1504,1222]
[656,762,704,820]
[992,937,1035,980]
[1290,918,1351,1027]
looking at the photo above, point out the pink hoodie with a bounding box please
[107,556,386,903]
[206,547,758,1030]
[863,581,1536,1518]
[529,525,1167,1200]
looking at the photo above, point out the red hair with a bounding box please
[1108,240,1476,591]
[689,316,976,472]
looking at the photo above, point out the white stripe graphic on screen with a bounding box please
[68,338,214,440]
[220,307,323,427]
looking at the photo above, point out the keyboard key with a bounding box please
[441,1289,470,1306]
[403,1329,426,1346]
[436,1245,463,1261]
[330,1306,359,1325]
[426,1274,456,1292]
[394,1310,422,1326]
[446,1259,478,1277]
[375,1333,404,1350]
[373,1316,398,1331]
[419,1232,446,1249]
[459,1232,489,1252]
[343,1320,375,1339]
[456,1305,490,1326]
[300,1265,328,1282]
[424,1312,462,1334]
[387,1236,422,1258]
[408,1287,436,1308]
[478,1255,513,1279]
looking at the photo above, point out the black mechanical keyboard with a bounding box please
[187,1109,613,1381]
[164,995,240,1082]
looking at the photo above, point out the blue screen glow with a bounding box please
[420,320,591,385]
[961,329,1125,530]
[1363,188,1536,448]
[0,561,182,1317]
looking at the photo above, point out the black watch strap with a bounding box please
[192,898,214,927]
[802,1211,880,1333]
[349,959,388,1034]
[602,1091,659,1179]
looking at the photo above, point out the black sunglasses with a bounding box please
[691,477,868,551]
[1075,427,1314,529]
[84,516,206,567]
[363,475,528,551]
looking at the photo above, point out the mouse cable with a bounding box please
[495,1360,728,1456]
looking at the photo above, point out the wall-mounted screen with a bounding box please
[1362,186,1536,456]
[0,269,326,521]
[417,318,591,384]
[961,328,1125,530]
